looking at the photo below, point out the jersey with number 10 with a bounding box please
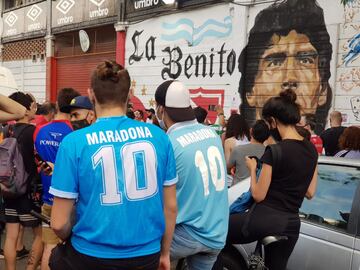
[168,120,229,249]
[49,116,177,259]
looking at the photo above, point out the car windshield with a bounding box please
[300,163,360,231]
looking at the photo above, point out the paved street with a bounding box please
[0,228,178,269]
[0,227,34,269]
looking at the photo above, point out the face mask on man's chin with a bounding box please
[155,106,167,130]
[71,119,90,130]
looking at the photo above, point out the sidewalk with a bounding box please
[0,227,34,269]
[0,228,178,269]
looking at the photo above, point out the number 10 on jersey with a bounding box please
[92,142,158,205]
[195,146,226,196]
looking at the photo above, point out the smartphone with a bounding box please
[208,105,217,111]
[248,156,262,171]
[34,153,52,172]
[30,210,50,225]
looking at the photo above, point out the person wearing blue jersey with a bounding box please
[154,80,229,270]
[33,87,80,270]
[49,61,178,270]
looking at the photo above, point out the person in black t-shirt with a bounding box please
[4,92,42,270]
[320,111,346,156]
[226,89,318,270]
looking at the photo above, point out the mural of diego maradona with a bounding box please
[239,0,333,134]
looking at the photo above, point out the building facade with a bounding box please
[0,0,359,129]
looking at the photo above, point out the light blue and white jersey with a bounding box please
[167,120,229,249]
[49,116,177,259]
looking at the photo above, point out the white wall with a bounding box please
[125,0,360,127]
[125,3,247,123]
[1,59,46,103]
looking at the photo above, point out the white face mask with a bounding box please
[155,105,166,130]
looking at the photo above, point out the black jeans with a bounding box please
[49,240,160,270]
[226,204,300,270]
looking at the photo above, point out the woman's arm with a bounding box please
[305,165,318,200]
[224,138,233,164]
[0,94,26,122]
[215,105,226,127]
[246,157,272,203]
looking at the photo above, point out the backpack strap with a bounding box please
[269,144,282,172]
[12,124,32,141]
[2,125,11,138]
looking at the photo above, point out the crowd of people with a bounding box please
[0,60,358,270]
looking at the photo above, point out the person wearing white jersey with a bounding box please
[155,80,229,270]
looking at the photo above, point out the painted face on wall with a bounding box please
[246,30,327,119]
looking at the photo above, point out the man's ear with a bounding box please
[88,88,96,104]
[88,110,96,123]
[317,85,328,107]
[157,105,164,116]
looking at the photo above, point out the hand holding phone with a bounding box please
[245,156,260,172]
[34,153,53,175]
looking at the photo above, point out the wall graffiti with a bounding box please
[125,0,360,128]
[351,96,360,120]
[344,0,360,27]
[161,17,232,46]
[339,68,360,91]
[343,33,360,66]
[128,30,237,80]
[189,88,225,123]
[239,0,332,133]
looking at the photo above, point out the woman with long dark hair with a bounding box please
[226,89,318,270]
[224,114,250,162]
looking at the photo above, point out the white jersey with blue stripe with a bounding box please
[50,116,177,258]
[167,120,229,249]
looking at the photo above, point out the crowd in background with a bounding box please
[0,60,359,270]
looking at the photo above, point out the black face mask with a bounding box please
[270,128,282,142]
[71,119,90,130]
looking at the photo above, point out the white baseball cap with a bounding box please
[155,80,195,122]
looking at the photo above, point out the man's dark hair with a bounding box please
[303,113,317,131]
[126,110,135,119]
[8,92,33,110]
[252,120,270,143]
[57,88,80,113]
[239,0,332,134]
[225,114,250,140]
[37,102,56,115]
[296,125,311,140]
[193,107,208,124]
[91,60,131,106]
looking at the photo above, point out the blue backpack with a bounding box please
[229,144,282,214]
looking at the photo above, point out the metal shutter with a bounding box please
[56,52,116,96]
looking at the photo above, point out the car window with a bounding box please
[300,164,360,232]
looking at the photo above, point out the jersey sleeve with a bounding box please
[260,146,273,166]
[49,137,79,199]
[163,137,178,187]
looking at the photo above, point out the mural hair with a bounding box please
[238,0,333,134]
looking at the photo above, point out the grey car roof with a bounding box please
[318,156,360,167]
